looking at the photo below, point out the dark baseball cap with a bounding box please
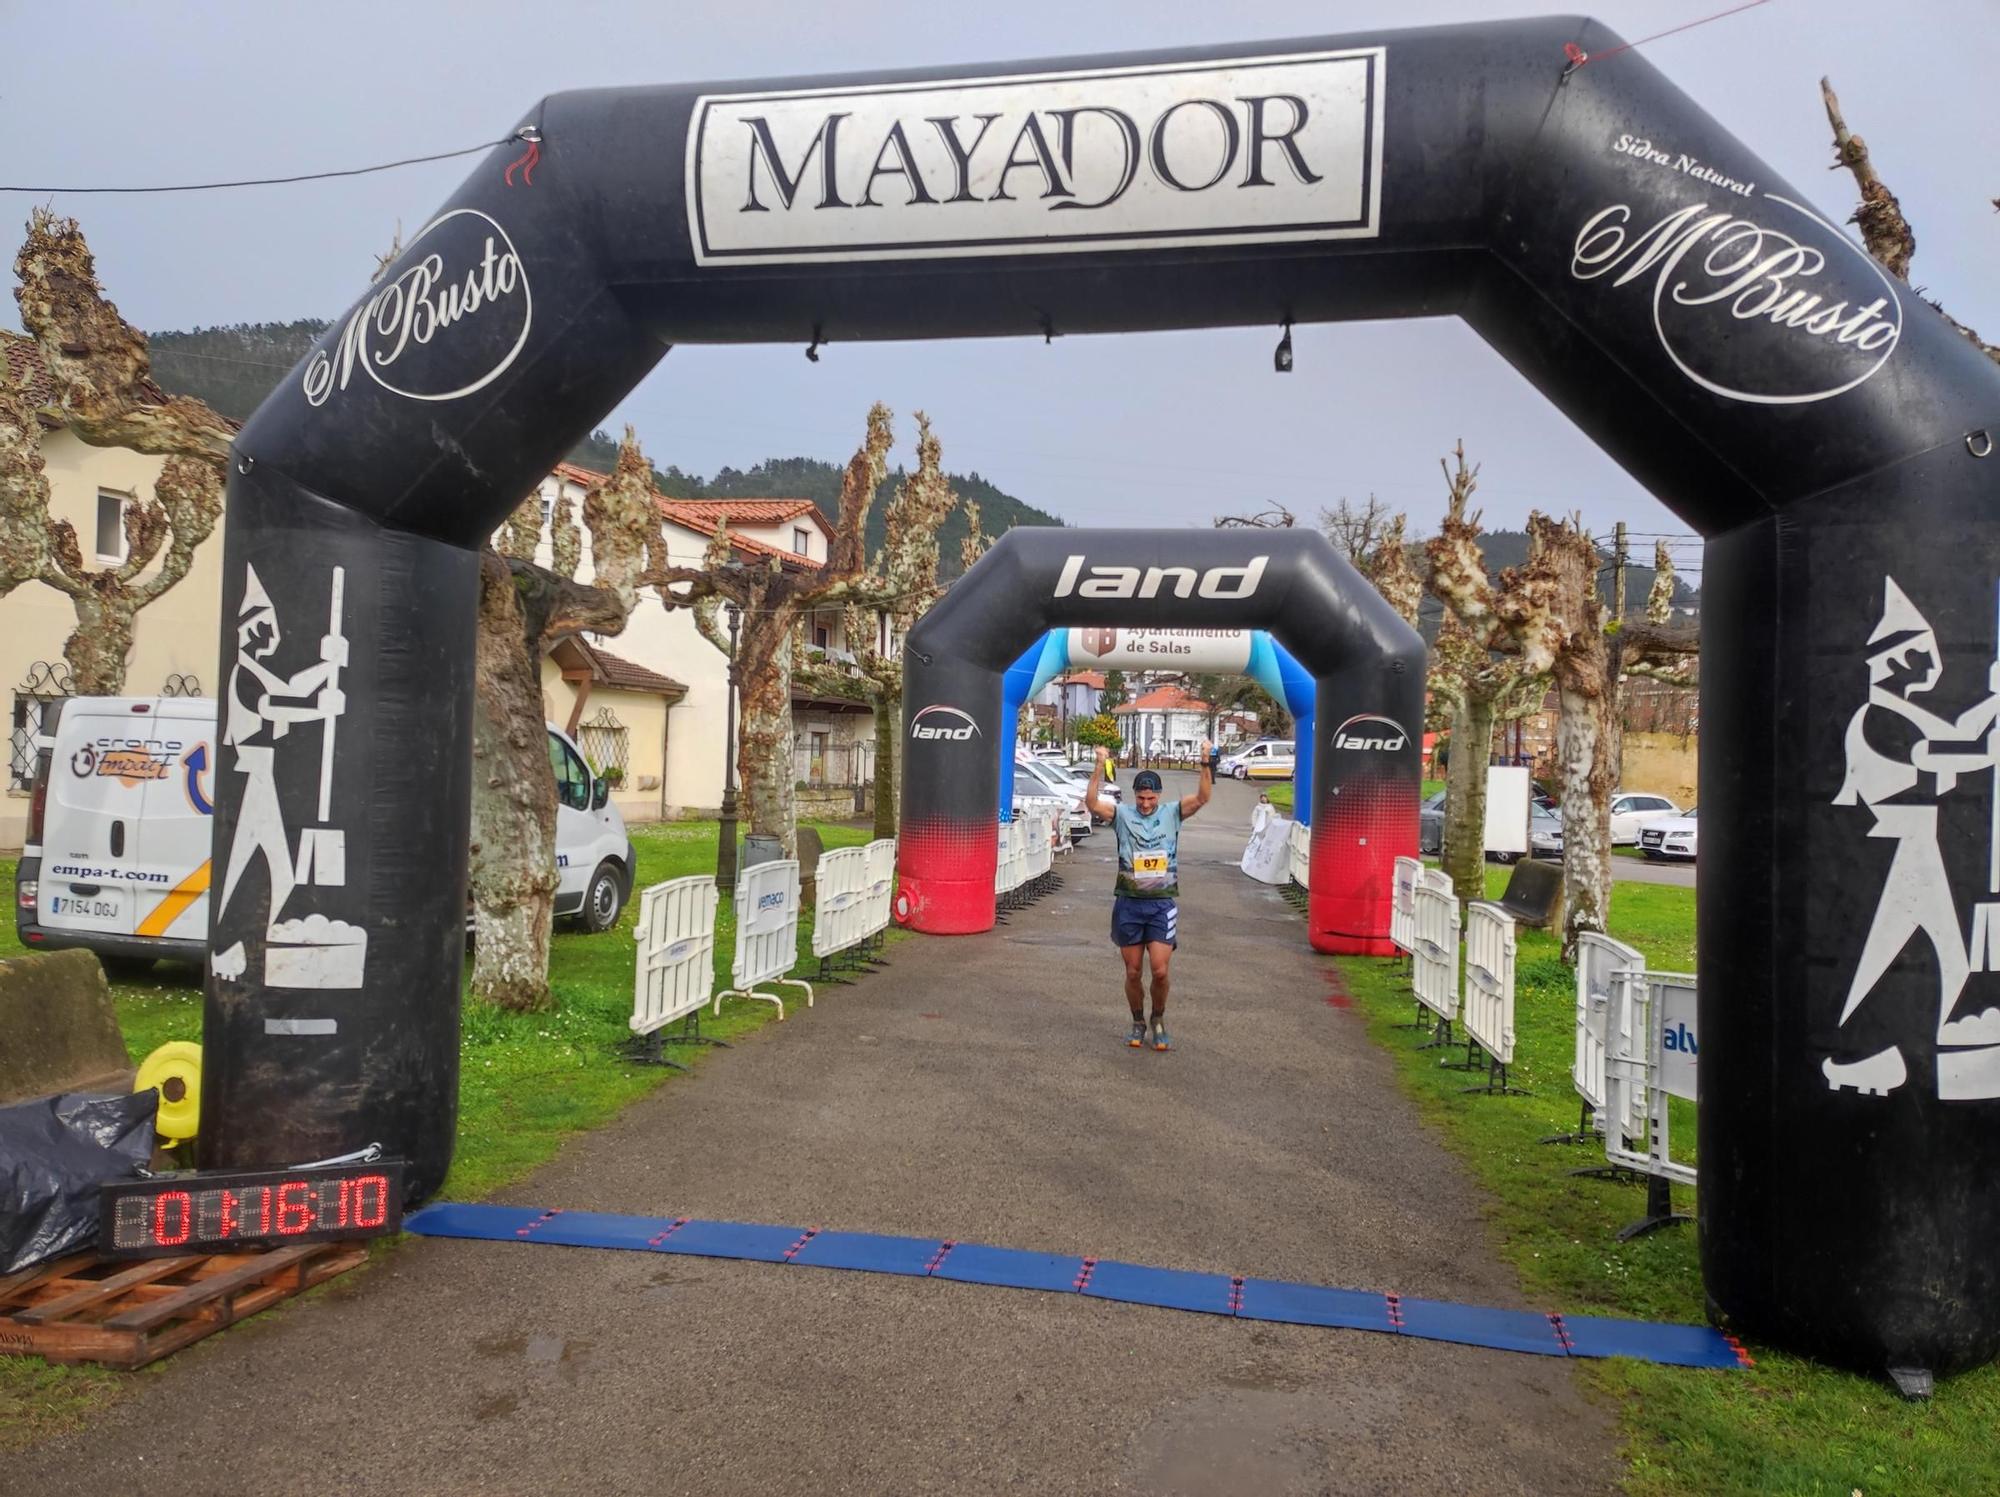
[1133,770,1163,793]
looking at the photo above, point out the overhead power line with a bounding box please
[0,136,520,195]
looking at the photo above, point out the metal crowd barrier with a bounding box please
[861,837,896,937]
[627,873,721,1067]
[1283,818,1311,910]
[1603,966,1699,1240]
[1390,855,1420,964]
[716,858,814,1019]
[995,811,1064,913]
[1455,902,1527,1094]
[1410,868,1460,1047]
[811,845,874,975]
[1545,932,1646,1151]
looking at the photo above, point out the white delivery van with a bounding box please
[1220,739,1296,781]
[15,697,634,973]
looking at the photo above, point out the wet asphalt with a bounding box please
[14,773,1618,1496]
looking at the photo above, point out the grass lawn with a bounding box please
[0,818,890,1449]
[1334,868,2000,1495]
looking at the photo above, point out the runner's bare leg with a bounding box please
[1121,944,1146,1023]
[1147,941,1171,1022]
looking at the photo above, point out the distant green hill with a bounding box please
[148,321,329,423]
[145,322,1064,571]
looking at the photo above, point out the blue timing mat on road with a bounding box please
[404,1202,1748,1371]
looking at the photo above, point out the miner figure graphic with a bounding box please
[1826,578,2000,1098]
[210,564,348,980]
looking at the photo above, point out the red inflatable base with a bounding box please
[893,875,997,935]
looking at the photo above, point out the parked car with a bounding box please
[1527,802,1565,861]
[1029,753,1120,803]
[1640,807,1698,861]
[1417,789,1563,862]
[1610,791,1682,846]
[1031,746,1073,765]
[1418,789,1447,855]
[15,697,635,974]
[1220,739,1296,780]
[1014,755,1113,834]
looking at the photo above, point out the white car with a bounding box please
[1016,754,1119,815]
[1639,808,1698,861]
[1220,739,1296,780]
[1610,792,1682,846]
[1013,757,1103,837]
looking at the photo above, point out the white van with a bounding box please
[14,697,634,973]
[1220,739,1296,781]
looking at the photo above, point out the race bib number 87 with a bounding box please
[1132,853,1169,876]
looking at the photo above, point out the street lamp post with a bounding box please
[716,601,742,891]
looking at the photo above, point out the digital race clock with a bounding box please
[99,1161,405,1258]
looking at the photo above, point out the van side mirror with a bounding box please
[592,777,610,811]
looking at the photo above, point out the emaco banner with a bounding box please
[687,50,1384,264]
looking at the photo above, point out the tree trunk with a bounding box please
[63,589,134,695]
[1555,677,1618,961]
[467,556,558,1012]
[1441,690,1495,903]
[736,610,797,856]
[873,687,899,840]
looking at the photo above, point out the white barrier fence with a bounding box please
[1023,811,1053,883]
[1285,818,1311,898]
[1016,795,1073,857]
[996,811,1064,910]
[1550,932,1647,1149]
[994,819,1024,899]
[1390,856,1420,960]
[1602,966,1699,1239]
[1457,902,1525,1094]
[1411,869,1460,1042]
[717,857,814,1019]
[861,837,896,938]
[811,845,873,962]
[628,874,720,1065]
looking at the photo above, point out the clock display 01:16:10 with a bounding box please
[109,1172,393,1251]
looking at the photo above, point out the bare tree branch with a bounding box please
[1823,76,1998,365]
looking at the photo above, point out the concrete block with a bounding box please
[0,950,133,1105]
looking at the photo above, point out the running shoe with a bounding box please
[1152,1023,1173,1052]
[1127,1020,1148,1048]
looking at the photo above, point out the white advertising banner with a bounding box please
[689,49,1384,265]
[1655,974,1698,1102]
[1484,765,1530,856]
[1066,627,1253,672]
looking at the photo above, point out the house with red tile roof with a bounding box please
[530,464,876,819]
[1112,684,1219,758]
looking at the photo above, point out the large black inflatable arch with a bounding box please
[204,18,2000,1377]
[894,528,1422,945]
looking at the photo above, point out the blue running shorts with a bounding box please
[1111,896,1178,949]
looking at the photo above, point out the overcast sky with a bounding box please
[11,1,1998,576]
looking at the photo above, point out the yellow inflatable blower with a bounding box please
[134,1041,203,1143]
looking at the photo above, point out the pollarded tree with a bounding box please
[649,403,906,857]
[793,411,976,840]
[3,212,231,691]
[468,430,654,1011]
[1423,444,1555,903]
[1619,541,1700,692]
[1429,449,1611,956]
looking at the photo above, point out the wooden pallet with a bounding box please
[0,1239,368,1369]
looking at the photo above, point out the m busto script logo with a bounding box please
[303,208,533,408]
